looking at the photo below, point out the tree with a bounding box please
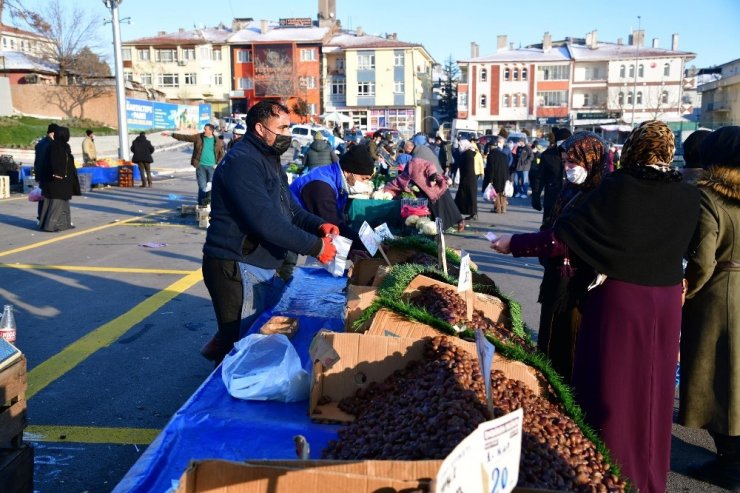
[291,98,310,123]
[254,46,297,103]
[437,55,459,124]
[50,47,111,119]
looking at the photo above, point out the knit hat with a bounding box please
[339,144,375,175]
[233,124,246,135]
[682,129,711,168]
[411,134,427,147]
[700,126,740,168]
[620,120,675,168]
[313,131,325,141]
[553,127,572,142]
[47,123,59,134]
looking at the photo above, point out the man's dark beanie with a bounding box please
[339,144,375,175]
[47,123,59,134]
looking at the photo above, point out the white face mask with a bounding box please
[349,179,373,194]
[565,166,588,185]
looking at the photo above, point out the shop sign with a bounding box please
[576,112,620,120]
[279,17,312,27]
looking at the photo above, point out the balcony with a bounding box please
[329,94,346,106]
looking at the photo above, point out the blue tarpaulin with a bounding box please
[113,267,347,493]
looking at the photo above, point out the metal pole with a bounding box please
[631,16,641,128]
[108,1,129,160]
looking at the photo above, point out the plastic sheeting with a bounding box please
[113,267,347,493]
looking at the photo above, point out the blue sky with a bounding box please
[6,0,740,69]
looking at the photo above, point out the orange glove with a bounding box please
[317,237,337,264]
[318,223,340,237]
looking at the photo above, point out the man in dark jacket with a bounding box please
[485,136,510,214]
[435,135,453,175]
[130,132,155,187]
[532,127,572,227]
[290,144,375,251]
[33,123,58,221]
[200,100,338,363]
[164,123,225,205]
[302,131,338,171]
[514,140,533,198]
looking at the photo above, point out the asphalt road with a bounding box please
[0,145,729,492]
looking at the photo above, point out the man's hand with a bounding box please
[491,234,513,254]
[318,223,340,237]
[161,131,171,137]
[317,237,337,264]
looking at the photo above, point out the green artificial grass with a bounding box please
[0,115,117,148]
[352,257,624,482]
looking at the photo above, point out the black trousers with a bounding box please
[137,162,152,186]
[202,256,243,344]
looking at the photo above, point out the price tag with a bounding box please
[373,223,394,241]
[435,409,523,493]
[457,250,472,293]
[436,218,448,275]
[475,328,495,415]
[358,221,381,257]
[485,232,498,242]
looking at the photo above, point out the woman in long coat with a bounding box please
[490,121,700,493]
[454,139,478,220]
[38,126,80,232]
[680,125,740,491]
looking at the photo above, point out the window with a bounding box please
[512,94,518,107]
[357,53,375,70]
[140,73,152,85]
[663,63,670,77]
[537,90,569,106]
[336,58,345,70]
[503,94,510,107]
[331,78,345,95]
[394,80,404,93]
[618,92,624,105]
[238,77,254,90]
[394,51,404,66]
[513,69,519,81]
[212,48,222,61]
[480,68,487,82]
[212,73,223,86]
[358,81,375,96]
[629,64,634,78]
[521,68,528,80]
[122,48,132,61]
[238,50,252,63]
[300,48,317,62]
[184,73,197,85]
[538,65,570,80]
[137,49,150,61]
[522,94,527,107]
[636,91,642,104]
[661,91,669,104]
[583,94,590,106]
[619,64,626,78]
[504,68,510,80]
[299,76,316,89]
[307,103,317,115]
[480,94,487,108]
[627,92,633,105]
[638,64,644,77]
[458,93,468,108]
[158,73,179,87]
[155,49,177,62]
[182,48,196,61]
[124,72,133,82]
[200,47,211,61]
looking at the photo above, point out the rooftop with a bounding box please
[460,46,570,63]
[567,42,695,62]
[0,49,57,73]
[0,23,50,41]
[228,20,329,43]
[124,26,232,46]
[327,31,421,49]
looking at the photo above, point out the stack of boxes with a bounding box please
[0,356,33,492]
[117,165,134,187]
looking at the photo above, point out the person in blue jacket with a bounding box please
[200,100,338,363]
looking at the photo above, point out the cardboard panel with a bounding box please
[344,285,377,332]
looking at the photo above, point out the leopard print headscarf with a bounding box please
[620,120,675,167]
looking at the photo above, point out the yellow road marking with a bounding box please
[25,425,159,445]
[0,208,172,258]
[27,269,203,399]
[0,263,194,275]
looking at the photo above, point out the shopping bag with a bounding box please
[483,183,497,202]
[504,180,514,198]
[325,234,352,277]
[221,334,309,402]
[28,186,43,202]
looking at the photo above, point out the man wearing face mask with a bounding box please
[200,100,339,363]
[289,144,376,251]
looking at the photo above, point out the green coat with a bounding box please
[679,166,740,436]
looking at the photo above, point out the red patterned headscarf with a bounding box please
[559,131,607,191]
[620,120,675,167]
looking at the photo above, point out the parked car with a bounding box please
[219,116,244,132]
[290,124,344,151]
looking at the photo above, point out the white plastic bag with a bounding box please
[483,183,497,202]
[28,186,43,202]
[504,180,514,198]
[325,234,352,277]
[221,334,309,402]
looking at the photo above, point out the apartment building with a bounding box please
[0,23,58,84]
[122,25,233,116]
[458,31,695,134]
[323,29,435,136]
[699,58,740,126]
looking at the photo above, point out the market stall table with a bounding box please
[20,165,141,186]
[347,198,402,231]
[113,268,346,493]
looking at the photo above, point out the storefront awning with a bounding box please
[600,124,633,132]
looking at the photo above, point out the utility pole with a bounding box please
[631,15,641,128]
[103,0,130,161]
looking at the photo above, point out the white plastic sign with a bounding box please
[373,223,394,241]
[358,221,381,256]
[475,328,496,415]
[436,408,523,493]
[457,250,472,293]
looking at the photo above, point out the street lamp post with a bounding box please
[103,0,129,161]
[630,15,641,128]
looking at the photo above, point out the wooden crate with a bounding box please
[0,357,27,448]
[0,176,9,199]
[118,165,134,188]
[0,445,33,493]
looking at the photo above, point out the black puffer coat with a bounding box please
[131,134,155,163]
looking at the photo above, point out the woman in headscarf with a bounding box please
[453,139,478,220]
[490,121,701,493]
[383,157,465,232]
[679,126,740,491]
[38,126,81,232]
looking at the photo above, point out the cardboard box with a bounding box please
[344,285,377,331]
[347,258,386,286]
[259,316,299,338]
[0,357,27,448]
